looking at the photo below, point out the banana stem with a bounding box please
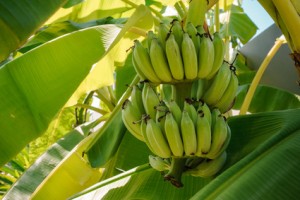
[128,27,147,37]
[272,0,300,52]
[164,157,186,188]
[172,82,193,109]
[239,36,285,115]
[75,103,108,115]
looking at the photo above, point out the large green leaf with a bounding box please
[191,109,300,199]
[234,84,300,113]
[221,5,258,44]
[70,109,300,199]
[2,123,89,199]
[0,24,122,167]
[0,0,67,62]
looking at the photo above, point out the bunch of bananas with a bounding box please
[122,82,231,186]
[132,20,225,83]
[122,0,239,187]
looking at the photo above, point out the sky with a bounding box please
[242,0,274,38]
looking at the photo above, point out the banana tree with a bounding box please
[1,0,300,199]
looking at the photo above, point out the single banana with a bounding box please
[131,84,145,114]
[210,108,221,128]
[158,23,170,50]
[207,123,231,159]
[182,32,198,80]
[197,101,212,125]
[155,103,168,134]
[185,151,227,178]
[195,110,211,156]
[161,83,173,102]
[165,33,185,80]
[132,52,147,81]
[149,38,173,82]
[141,115,155,153]
[198,33,214,79]
[181,111,197,156]
[214,71,239,113]
[142,83,160,119]
[133,40,161,83]
[206,114,228,159]
[191,80,198,100]
[171,20,184,48]
[186,22,200,55]
[183,100,197,126]
[149,155,170,172]
[186,0,208,27]
[202,63,231,105]
[164,100,182,125]
[207,32,225,79]
[165,112,184,157]
[147,30,157,51]
[196,79,207,100]
[122,99,144,141]
[146,118,171,158]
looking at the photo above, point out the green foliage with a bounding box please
[0,0,300,199]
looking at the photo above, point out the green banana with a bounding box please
[142,83,160,119]
[182,32,198,80]
[198,101,212,125]
[141,115,155,153]
[186,22,200,55]
[207,123,231,159]
[147,30,157,51]
[206,114,228,159]
[210,108,221,128]
[207,32,225,79]
[185,151,227,178]
[171,20,183,48]
[202,63,231,105]
[132,52,147,81]
[133,40,161,83]
[191,80,198,100]
[164,100,182,125]
[155,103,168,134]
[181,111,197,156]
[183,100,197,126]
[214,72,239,113]
[158,23,170,50]
[146,118,171,158]
[165,33,185,80]
[122,99,144,141]
[131,84,145,114]
[198,33,214,79]
[161,83,173,102]
[149,155,170,172]
[186,0,208,27]
[196,79,207,100]
[165,112,184,157]
[195,110,211,156]
[149,38,173,82]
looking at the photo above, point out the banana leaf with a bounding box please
[0,0,67,62]
[2,122,89,199]
[69,109,300,199]
[0,24,121,167]
[234,84,300,113]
